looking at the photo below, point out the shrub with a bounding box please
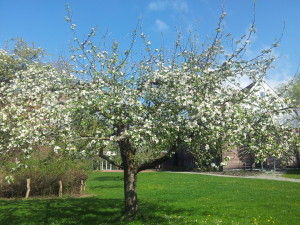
[0,154,89,198]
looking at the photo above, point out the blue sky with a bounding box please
[0,0,299,87]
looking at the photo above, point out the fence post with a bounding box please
[80,180,83,194]
[59,180,63,197]
[25,178,31,199]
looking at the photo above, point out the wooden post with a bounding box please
[59,180,63,197]
[80,180,83,194]
[83,180,86,192]
[25,178,31,199]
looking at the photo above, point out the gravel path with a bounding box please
[101,170,300,183]
[171,171,300,183]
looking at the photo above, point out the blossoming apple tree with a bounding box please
[0,50,75,163]
[0,12,296,218]
[236,83,296,169]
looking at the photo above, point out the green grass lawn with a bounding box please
[0,172,299,225]
[282,169,300,179]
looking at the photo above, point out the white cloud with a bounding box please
[171,0,188,12]
[265,49,294,89]
[266,66,293,89]
[148,0,188,33]
[155,19,169,31]
[148,1,166,11]
[148,0,188,13]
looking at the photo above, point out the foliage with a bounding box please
[0,47,77,165]
[281,73,300,105]
[277,73,300,167]
[0,38,45,83]
[0,172,299,224]
[0,149,88,198]
[237,93,295,166]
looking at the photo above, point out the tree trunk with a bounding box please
[123,167,138,218]
[118,137,178,218]
[118,136,139,218]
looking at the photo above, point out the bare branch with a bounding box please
[73,136,110,141]
[137,141,180,173]
[98,147,123,169]
[72,135,130,141]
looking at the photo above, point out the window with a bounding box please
[260,92,265,97]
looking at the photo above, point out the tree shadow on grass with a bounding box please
[91,184,123,189]
[90,175,124,182]
[0,197,197,225]
[87,175,124,189]
[136,200,197,224]
[286,169,300,175]
[0,197,123,225]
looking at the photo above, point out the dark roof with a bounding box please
[244,82,256,91]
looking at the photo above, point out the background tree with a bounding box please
[278,72,300,167]
[285,73,300,105]
[0,42,76,169]
[0,39,44,165]
[237,87,293,170]
[0,38,45,83]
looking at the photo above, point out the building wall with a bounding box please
[161,146,298,171]
[223,148,255,170]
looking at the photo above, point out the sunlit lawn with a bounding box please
[0,171,299,225]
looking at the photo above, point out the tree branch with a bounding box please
[72,135,130,141]
[137,142,179,173]
[98,147,123,169]
[74,136,110,141]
